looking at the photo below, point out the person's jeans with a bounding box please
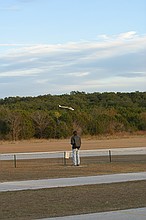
[72,148,80,165]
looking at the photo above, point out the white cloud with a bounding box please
[118,31,138,39]
[1,32,145,58]
[0,69,41,77]
[98,34,110,40]
[0,44,35,47]
[35,79,50,84]
[68,72,90,77]
[0,31,146,97]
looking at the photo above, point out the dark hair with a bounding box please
[73,130,77,135]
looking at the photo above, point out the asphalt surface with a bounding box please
[1,172,146,192]
[37,208,146,220]
[1,147,146,160]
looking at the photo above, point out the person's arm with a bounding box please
[71,136,75,145]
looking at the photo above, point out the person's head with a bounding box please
[73,130,77,135]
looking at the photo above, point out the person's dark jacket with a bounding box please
[71,134,81,149]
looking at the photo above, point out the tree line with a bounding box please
[0,91,146,141]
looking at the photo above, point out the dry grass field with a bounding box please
[1,135,146,182]
[1,181,146,220]
[0,135,146,219]
[1,155,146,182]
[1,134,146,153]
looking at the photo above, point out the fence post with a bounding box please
[109,150,112,163]
[14,154,17,168]
[64,152,66,166]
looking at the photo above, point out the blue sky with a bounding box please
[0,0,146,98]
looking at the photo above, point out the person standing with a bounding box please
[71,130,81,166]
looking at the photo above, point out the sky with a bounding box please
[0,0,146,98]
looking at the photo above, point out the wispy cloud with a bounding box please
[0,69,40,77]
[67,72,90,77]
[0,0,37,11]
[0,31,146,97]
[0,44,35,46]
[0,5,21,11]
[118,31,138,39]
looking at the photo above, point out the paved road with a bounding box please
[38,207,146,220]
[1,147,146,160]
[1,172,146,192]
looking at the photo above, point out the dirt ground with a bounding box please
[0,135,146,153]
[1,135,146,219]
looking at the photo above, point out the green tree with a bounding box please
[6,110,22,141]
[31,111,51,138]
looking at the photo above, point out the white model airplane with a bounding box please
[59,105,74,111]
